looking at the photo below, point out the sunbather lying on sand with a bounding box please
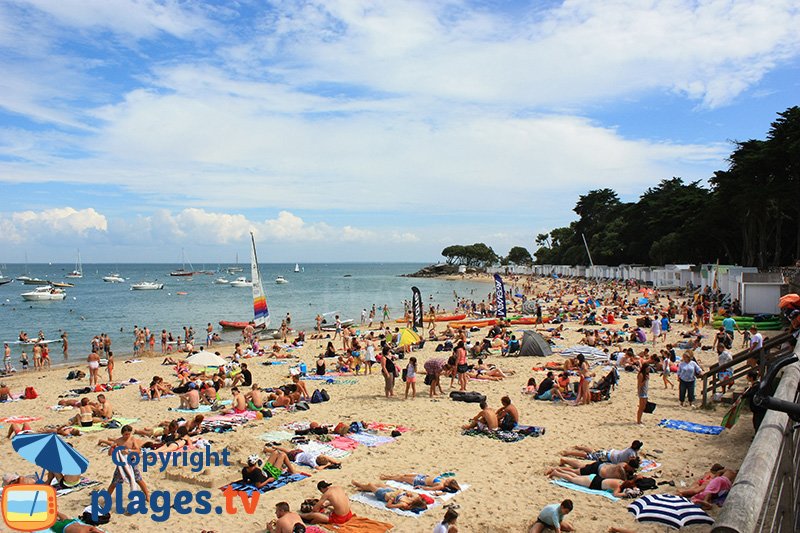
[676,463,725,497]
[557,457,638,480]
[264,445,342,471]
[49,511,105,533]
[351,480,429,511]
[560,440,642,464]
[7,423,82,438]
[546,469,637,497]
[378,473,461,493]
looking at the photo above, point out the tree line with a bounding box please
[533,106,800,268]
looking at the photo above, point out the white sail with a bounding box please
[250,232,270,328]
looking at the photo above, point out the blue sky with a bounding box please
[0,0,798,263]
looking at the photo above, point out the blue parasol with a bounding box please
[12,433,89,479]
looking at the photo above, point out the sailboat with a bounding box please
[66,250,83,278]
[0,266,11,286]
[294,263,300,273]
[226,252,244,274]
[219,233,270,330]
[170,249,196,277]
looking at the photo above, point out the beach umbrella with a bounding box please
[424,358,445,375]
[185,352,228,367]
[627,494,714,529]
[395,327,421,347]
[12,433,89,478]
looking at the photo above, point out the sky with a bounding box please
[0,0,798,264]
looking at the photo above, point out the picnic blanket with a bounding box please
[219,472,310,495]
[172,400,231,413]
[321,516,394,533]
[462,424,545,442]
[298,440,352,460]
[350,491,434,518]
[259,430,295,443]
[658,419,724,435]
[72,417,139,433]
[346,433,396,447]
[550,479,619,501]
[385,480,470,503]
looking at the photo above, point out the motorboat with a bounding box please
[22,278,49,285]
[0,278,11,286]
[214,277,230,285]
[103,274,125,283]
[21,285,66,301]
[50,281,74,288]
[130,281,164,290]
[321,318,353,331]
[275,276,288,284]
[65,250,83,278]
[229,277,252,288]
[15,275,32,282]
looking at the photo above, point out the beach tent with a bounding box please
[517,330,552,357]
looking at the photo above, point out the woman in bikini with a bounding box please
[546,469,636,497]
[379,473,460,493]
[351,480,429,511]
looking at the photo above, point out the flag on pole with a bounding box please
[494,273,507,318]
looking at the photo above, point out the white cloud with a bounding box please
[0,207,107,243]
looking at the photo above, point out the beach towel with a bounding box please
[722,396,746,429]
[462,424,545,442]
[219,472,310,495]
[658,419,724,435]
[54,478,100,496]
[298,440,351,459]
[321,516,394,533]
[639,459,662,473]
[0,415,42,424]
[346,433,395,447]
[557,346,608,359]
[259,430,295,443]
[365,422,412,433]
[303,376,358,384]
[350,491,436,518]
[50,405,75,411]
[385,480,470,502]
[72,417,139,433]
[205,411,258,423]
[172,400,231,413]
[550,479,619,501]
[329,436,360,451]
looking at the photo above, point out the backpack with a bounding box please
[294,401,310,411]
[310,389,324,404]
[635,477,657,491]
[23,387,38,400]
[320,389,330,402]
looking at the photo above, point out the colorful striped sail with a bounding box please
[250,232,270,328]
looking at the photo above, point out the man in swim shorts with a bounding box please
[300,481,353,525]
[530,499,574,532]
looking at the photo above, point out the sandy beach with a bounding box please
[0,275,760,533]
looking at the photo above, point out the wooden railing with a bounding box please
[711,342,800,533]
[701,331,793,407]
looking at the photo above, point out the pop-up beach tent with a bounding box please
[518,330,552,357]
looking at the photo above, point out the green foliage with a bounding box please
[531,106,800,268]
[506,246,533,265]
[441,243,499,267]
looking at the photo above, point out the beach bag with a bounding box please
[310,390,324,404]
[500,412,516,431]
[349,421,363,433]
[424,374,434,386]
[320,389,330,402]
[449,391,485,403]
[401,368,408,382]
[644,401,657,414]
[636,477,657,491]
[23,387,38,400]
[294,401,310,411]
[385,358,396,375]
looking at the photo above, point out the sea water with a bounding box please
[0,263,490,365]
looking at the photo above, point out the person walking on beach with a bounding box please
[677,351,702,407]
[61,332,69,359]
[636,364,650,424]
[381,347,396,398]
[455,341,468,391]
[87,351,100,387]
[404,357,417,399]
[106,351,114,382]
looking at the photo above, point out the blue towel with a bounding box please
[220,473,310,495]
[550,479,619,501]
[658,419,724,435]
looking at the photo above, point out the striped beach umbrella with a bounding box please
[627,493,714,529]
[12,433,89,477]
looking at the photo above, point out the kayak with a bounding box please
[711,320,785,330]
[449,319,498,328]
[712,315,781,323]
[508,317,551,325]
[219,320,263,329]
[394,314,467,323]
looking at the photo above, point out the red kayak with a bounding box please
[219,320,261,329]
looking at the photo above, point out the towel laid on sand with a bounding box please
[298,440,351,459]
[550,479,619,501]
[365,423,411,433]
[0,477,100,498]
[205,411,258,423]
[640,459,662,473]
[462,424,545,442]
[220,473,310,496]
[72,417,139,433]
[658,419,724,435]
[385,480,470,502]
[329,436,360,451]
[0,415,42,423]
[320,516,394,533]
[350,491,435,518]
[321,516,393,532]
[259,430,295,443]
[346,433,395,447]
[172,400,231,413]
